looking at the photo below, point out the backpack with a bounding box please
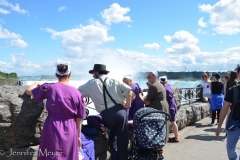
[226,84,240,131]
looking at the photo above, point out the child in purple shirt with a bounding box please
[159,76,179,143]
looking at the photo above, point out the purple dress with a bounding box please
[165,84,177,122]
[32,83,86,160]
[128,83,144,120]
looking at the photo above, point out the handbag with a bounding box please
[226,85,240,131]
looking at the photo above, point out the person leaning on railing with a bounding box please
[200,73,211,103]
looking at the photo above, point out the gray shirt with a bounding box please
[145,81,169,113]
[78,75,131,113]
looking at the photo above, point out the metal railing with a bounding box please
[179,87,202,104]
[83,87,203,112]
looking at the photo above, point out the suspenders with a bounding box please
[98,77,117,110]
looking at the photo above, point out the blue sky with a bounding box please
[0,0,240,76]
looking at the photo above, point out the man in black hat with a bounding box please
[78,64,132,160]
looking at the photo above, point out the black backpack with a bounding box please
[230,85,240,120]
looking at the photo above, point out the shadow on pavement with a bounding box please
[184,134,225,141]
[196,124,211,128]
[203,128,227,133]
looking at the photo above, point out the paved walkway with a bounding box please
[163,117,240,160]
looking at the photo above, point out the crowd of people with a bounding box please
[199,69,240,160]
[25,61,240,160]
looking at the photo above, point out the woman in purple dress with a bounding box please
[123,75,144,121]
[26,61,86,160]
[159,76,179,142]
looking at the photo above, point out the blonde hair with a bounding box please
[201,73,208,80]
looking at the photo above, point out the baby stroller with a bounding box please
[128,107,171,160]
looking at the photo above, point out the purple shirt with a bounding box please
[32,83,86,119]
[128,83,144,120]
[165,84,177,115]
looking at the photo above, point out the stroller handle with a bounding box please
[138,110,171,121]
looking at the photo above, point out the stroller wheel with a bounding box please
[127,155,134,160]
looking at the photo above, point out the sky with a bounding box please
[0,0,240,77]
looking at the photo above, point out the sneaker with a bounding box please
[208,123,214,126]
[215,123,219,125]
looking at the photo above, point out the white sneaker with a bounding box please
[208,123,214,126]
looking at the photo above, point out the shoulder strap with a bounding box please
[98,78,117,110]
[230,84,240,118]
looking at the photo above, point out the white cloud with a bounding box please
[199,0,240,35]
[45,20,114,57]
[127,25,131,28]
[0,26,21,39]
[220,40,223,43]
[164,30,200,54]
[143,42,160,50]
[2,45,240,75]
[164,30,198,44]
[198,17,207,27]
[0,0,28,15]
[181,54,196,64]
[197,28,208,34]
[8,39,28,48]
[58,6,67,12]
[0,7,9,14]
[101,3,132,25]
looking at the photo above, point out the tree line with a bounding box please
[0,71,18,79]
[134,71,228,80]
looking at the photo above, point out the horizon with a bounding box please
[0,0,240,76]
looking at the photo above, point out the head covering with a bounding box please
[55,60,71,76]
[214,73,221,79]
[89,64,109,74]
[159,76,167,83]
[150,71,158,77]
[123,74,132,80]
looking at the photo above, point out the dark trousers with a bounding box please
[101,104,128,160]
[212,109,221,124]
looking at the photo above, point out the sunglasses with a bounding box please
[202,76,206,77]
[147,76,151,78]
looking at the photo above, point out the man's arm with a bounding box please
[144,85,155,105]
[78,82,90,97]
[124,90,132,109]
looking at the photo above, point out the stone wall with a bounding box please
[0,85,209,160]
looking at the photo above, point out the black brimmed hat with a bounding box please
[89,64,109,74]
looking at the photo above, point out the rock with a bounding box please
[171,86,181,108]
[0,85,47,151]
[169,102,210,132]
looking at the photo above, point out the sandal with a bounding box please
[168,137,179,143]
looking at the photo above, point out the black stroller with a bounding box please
[128,107,171,160]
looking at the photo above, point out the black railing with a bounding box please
[0,78,22,86]
[83,87,203,113]
[179,87,202,104]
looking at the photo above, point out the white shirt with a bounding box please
[78,75,131,113]
[201,80,211,95]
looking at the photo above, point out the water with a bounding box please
[20,76,201,90]
[19,75,201,122]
